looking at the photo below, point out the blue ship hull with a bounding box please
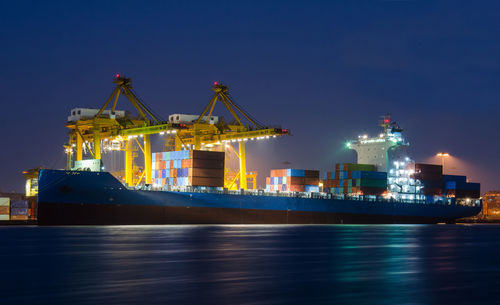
[37,170,481,225]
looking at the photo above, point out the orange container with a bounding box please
[288,185,305,192]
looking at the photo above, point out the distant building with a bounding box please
[482,191,500,220]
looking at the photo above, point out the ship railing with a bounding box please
[142,184,481,206]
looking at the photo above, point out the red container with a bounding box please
[288,185,305,192]
[189,150,225,161]
[304,178,319,185]
[188,168,224,178]
[304,170,320,178]
[287,176,305,185]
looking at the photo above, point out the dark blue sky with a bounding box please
[1,0,499,192]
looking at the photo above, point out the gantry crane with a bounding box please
[65,75,186,186]
[172,82,289,189]
[65,77,288,190]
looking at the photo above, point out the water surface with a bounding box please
[1,225,499,305]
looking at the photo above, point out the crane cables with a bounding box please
[224,93,266,129]
[129,88,166,124]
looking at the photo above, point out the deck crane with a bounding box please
[173,82,289,189]
[65,75,186,186]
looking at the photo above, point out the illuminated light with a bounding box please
[166,130,171,134]
[215,141,221,145]
[140,134,144,137]
[171,130,177,134]
[116,73,120,78]
[273,135,276,138]
[231,139,236,142]
[225,144,230,148]
[384,118,390,124]
[213,81,219,86]
[266,136,270,139]
[363,135,368,139]
[237,139,242,142]
[159,132,165,135]
[437,152,450,157]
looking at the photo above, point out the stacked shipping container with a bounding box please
[152,150,225,187]
[0,198,9,220]
[442,175,480,198]
[413,164,443,196]
[323,163,387,196]
[265,169,320,192]
[10,200,29,220]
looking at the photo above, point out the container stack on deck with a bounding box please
[413,164,443,196]
[152,150,224,187]
[442,175,480,198]
[266,169,320,192]
[0,198,9,220]
[323,163,387,196]
[10,200,29,220]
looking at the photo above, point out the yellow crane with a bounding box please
[65,75,186,186]
[172,82,289,189]
[65,77,288,190]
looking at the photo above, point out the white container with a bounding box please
[0,215,10,221]
[0,197,10,206]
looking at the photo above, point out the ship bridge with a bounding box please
[347,115,408,172]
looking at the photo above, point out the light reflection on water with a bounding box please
[1,224,500,305]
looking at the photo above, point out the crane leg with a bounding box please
[238,141,247,190]
[93,129,101,160]
[144,134,151,184]
[76,133,83,161]
[125,139,133,186]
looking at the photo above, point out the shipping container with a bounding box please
[0,215,9,220]
[11,208,28,216]
[0,206,9,214]
[11,200,28,209]
[10,215,28,220]
[442,175,467,183]
[0,197,10,206]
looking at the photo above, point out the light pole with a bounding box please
[436,152,450,172]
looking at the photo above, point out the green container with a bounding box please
[359,179,388,188]
[348,164,376,171]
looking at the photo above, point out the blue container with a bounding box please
[151,171,156,179]
[339,180,344,187]
[456,182,480,191]
[282,185,287,192]
[11,207,28,216]
[10,201,28,209]
[445,181,456,190]
[286,169,305,177]
[305,185,320,193]
[442,175,467,183]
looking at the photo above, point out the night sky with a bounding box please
[1,0,499,193]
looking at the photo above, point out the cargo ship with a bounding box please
[37,115,482,225]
